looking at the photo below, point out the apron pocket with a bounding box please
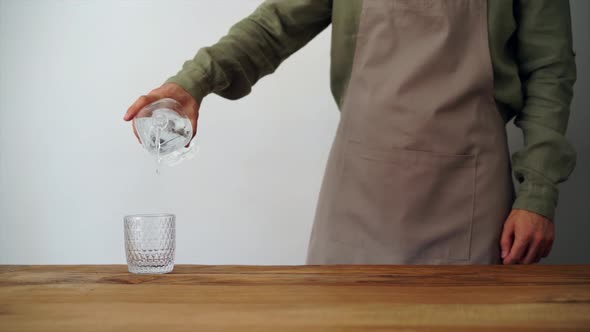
[330,140,476,262]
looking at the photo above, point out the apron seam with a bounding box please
[467,153,479,263]
[322,0,369,233]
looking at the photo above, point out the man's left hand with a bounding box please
[500,209,554,264]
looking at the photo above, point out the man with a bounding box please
[124,0,576,265]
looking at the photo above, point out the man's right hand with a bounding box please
[124,83,200,143]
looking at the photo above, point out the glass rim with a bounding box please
[124,213,175,220]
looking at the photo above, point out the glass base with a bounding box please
[127,263,174,274]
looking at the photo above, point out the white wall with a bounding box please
[1,0,588,265]
[0,0,337,264]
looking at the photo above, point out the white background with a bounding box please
[1,0,588,264]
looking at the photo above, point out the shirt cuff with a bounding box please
[512,182,558,221]
[164,68,212,104]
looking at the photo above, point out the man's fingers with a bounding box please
[541,238,553,258]
[124,94,159,121]
[503,237,528,264]
[541,224,555,258]
[500,220,514,259]
[533,242,547,263]
[522,237,542,264]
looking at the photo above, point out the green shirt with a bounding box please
[166,0,577,221]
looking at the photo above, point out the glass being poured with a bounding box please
[132,98,196,173]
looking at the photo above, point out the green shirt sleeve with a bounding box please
[511,0,577,220]
[165,0,332,103]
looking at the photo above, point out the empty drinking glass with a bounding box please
[124,214,176,274]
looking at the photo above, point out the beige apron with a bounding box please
[307,0,515,264]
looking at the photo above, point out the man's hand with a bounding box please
[500,209,554,264]
[124,83,200,142]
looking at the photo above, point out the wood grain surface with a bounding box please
[1,265,589,331]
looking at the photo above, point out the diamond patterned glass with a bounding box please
[124,214,175,274]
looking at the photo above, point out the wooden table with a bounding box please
[1,265,589,331]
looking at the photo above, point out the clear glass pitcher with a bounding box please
[132,98,195,166]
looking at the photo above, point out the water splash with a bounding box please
[155,127,162,175]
